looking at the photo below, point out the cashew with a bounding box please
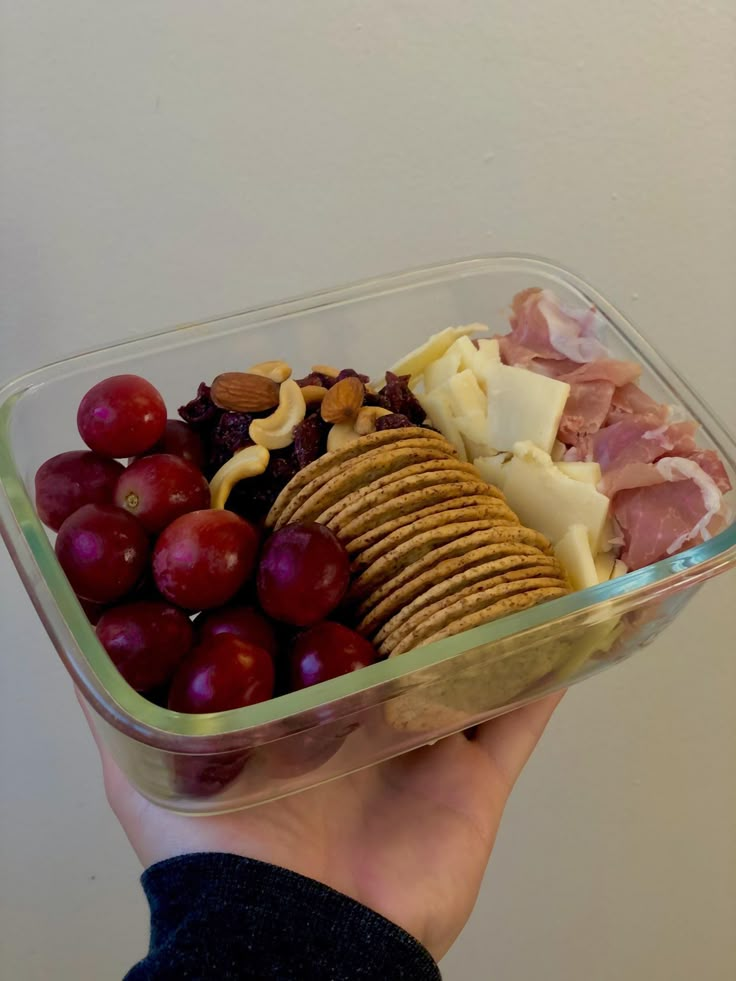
[249,379,306,450]
[311,364,340,378]
[248,360,292,384]
[209,444,270,509]
[354,406,393,436]
[327,422,362,452]
[300,384,328,406]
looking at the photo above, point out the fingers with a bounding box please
[472,690,566,793]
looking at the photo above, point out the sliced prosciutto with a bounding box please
[508,288,611,363]
[498,290,643,447]
[497,288,734,574]
[614,457,731,570]
[594,419,698,490]
[606,382,669,428]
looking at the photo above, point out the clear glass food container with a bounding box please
[1,256,734,814]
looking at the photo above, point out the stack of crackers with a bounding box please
[266,428,570,657]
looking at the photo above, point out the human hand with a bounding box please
[81,692,563,961]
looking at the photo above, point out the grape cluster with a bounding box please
[36,373,378,738]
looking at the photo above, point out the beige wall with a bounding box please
[1,2,735,978]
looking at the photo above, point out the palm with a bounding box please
[88,693,562,961]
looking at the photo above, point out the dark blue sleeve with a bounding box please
[125,852,442,980]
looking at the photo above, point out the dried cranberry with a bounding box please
[226,446,299,524]
[375,412,414,431]
[269,447,300,485]
[363,389,391,410]
[209,411,255,470]
[380,372,427,425]
[293,414,328,468]
[336,368,370,385]
[295,372,335,390]
[178,383,220,430]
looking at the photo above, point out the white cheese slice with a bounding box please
[556,461,602,486]
[391,324,486,383]
[454,335,501,388]
[455,411,491,460]
[474,453,511,490]
[417,389,468,462]
[594,553,628,582]
[484,361,570,455]
[476,338,501,362]
[424,346,463,393]
[551,440,567,461]
[501,441,610,549]
[446,369,487,416]
[555,524,599,591]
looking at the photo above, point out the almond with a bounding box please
[210,372,281,413]
[320,376,365,425]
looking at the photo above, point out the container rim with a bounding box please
[1,253,735,752]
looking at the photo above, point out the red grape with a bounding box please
[196,605,278,658]
[168,635,274,713]
[135,419,205,469]
[96,600,194,692]
[77,374,166,457]
[35,451,124,531]
[290,622,377,690]
[267,714,358,778]
[55,503,149,603]
[153,510,259,610]
[114,454,210,534]
[171,750,250,798]
[257,523,349,626]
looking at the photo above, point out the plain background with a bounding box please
[1,3,735,979]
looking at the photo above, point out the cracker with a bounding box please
[285,444,465,527]
[344,495,513,554]
[352,503,521,572]
[266,427,451,527]
[382,575,567,656]
[393,585,569,655]
[355,541,550,631]
[327,479,504,537]
[351,524,553,600]
[373,555,564,647]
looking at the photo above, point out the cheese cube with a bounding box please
[556,461,602,486]
[501,442,610,549]
[484,362,570,455]
[554,524,599,591]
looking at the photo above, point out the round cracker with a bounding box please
[266,427,451,527]
[344,495,513,554]
[287,450,473,529]
[350,523,553,600]
[327,479,505,537]
[372,555,564,646]
[352,503,521,572]
[391,586,569,656]
[379,573,567,655]
[350,519,526,598]
[275,439,458,530]
[355,540,550,628]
